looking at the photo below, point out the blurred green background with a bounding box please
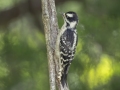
[0,0,120,90]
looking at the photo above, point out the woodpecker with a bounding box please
[55,11,78,88]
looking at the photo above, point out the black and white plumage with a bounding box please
[56,11,78,88]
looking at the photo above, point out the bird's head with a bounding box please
[62,11,78,28]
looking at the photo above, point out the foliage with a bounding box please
[0,0,120,90]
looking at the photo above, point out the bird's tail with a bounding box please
[61,64,70,89]
[61,73,68,87]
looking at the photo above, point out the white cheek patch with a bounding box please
[70,21,77,28]
[66,14,73,17]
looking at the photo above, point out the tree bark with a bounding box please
[41,0,70,90]
[41,0,58,90]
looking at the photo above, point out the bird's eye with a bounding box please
[65,14,68,18]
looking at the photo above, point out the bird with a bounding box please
[55,11,79,88]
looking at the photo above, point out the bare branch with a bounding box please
[41,0,58,90]
[41,0,71,89]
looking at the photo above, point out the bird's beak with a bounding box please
[59,12,65,17]
[62,13,65,18]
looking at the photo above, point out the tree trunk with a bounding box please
[41,0,58,90]
[41,0,69,90]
